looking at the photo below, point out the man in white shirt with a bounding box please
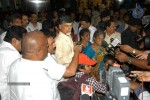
[8,31,82,100]
[0,13,22,43]
[79,15,97,43]
[104,19,121,44]
[26,12,42,32]
[0,26,27,100]
[55,15,74,67]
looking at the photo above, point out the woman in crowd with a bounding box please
[78,28,92,53]
[83,29,107,80]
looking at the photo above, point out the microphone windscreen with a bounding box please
[102,40,108,48]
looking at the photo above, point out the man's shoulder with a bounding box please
[114,31,121,35]
[55,35,65,43]
[1,31,7,36]
[0,46,18,54]
[122,28,130,34]
[55,34,68,43]
[37,22,42,26]
[0,31,7,42]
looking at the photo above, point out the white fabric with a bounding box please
[79,25,97,43]
[138,91,150,100]
[0,32,6,44]
[104,31,121,44]
[44,53,66,80]
[55,32,74,67]
[26,22,42,32]
[0,41,21,100]
[72,21,79,35]
[9,54,66,100]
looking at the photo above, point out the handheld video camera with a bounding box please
[105,67,130,100]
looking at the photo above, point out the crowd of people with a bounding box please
[0,3,150,100]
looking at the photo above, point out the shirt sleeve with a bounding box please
[134,85,150,100]
[87,77,107,94]
[44,56,66,80]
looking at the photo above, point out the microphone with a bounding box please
[102,40,108,48]
[80,94,90,100]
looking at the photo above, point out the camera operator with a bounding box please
[121,17,142,50]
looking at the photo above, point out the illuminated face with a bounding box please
[84,65,92,74]
[11,19,22,26]
[80,21,90,28]
[93,34,105,46]
[59,23,73,35]
[22,15,29,27]
[30,14,38,23]
[107,22,116,34]
[81,32,90,42]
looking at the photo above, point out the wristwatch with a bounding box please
[132,49,136,54]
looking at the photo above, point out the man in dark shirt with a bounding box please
[96,10,110,31]
[121,17,142,49]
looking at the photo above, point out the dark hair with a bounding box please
[4,26,27,43]
[29,12,37,17]
[79,28,90,41]
[53,20,59,27]
[21,12,29,18]
[42,20,55,29]
[79,15,91,23]
[58,14,73,25]
[104,19,115,29]
[103,54,116,63]
[93,29,105,39]
[9,13,21,22]
[77,64,85,72]
[128,17,142,26]
[100,10,110,19]
[40,29,56,38]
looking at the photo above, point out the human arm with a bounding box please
[130,71,150,82]
[63,45,82,77]
[119,45,143,55]
[115,51,150,70]
[87,77,107,94]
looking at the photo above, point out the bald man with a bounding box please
[8,31,82,100]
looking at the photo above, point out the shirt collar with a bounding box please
[59,31,71,39]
